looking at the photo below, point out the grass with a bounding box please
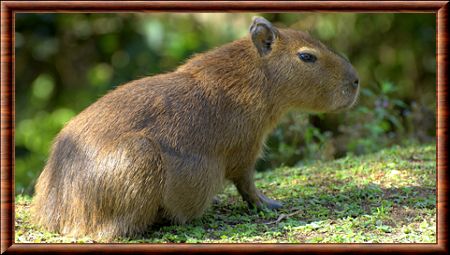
[15,143,436,243]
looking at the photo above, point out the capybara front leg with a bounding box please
[233,171,282,210]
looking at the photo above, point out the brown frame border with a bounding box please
[1,1,448,254]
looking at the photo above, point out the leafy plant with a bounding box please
[340,81,420,155]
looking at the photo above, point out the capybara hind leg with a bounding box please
[89,133,166,238]
[162,154,225,223]
[34,132,165,239]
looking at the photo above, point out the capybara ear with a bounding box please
[249,16,279,56]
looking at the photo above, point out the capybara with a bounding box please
[32,16,359,239]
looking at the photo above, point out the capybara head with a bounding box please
[250,16,360,113]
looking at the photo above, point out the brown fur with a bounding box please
[32,17,359,240]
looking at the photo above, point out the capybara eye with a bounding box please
[298,52,317,63]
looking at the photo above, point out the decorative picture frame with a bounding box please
[1,1,448,253]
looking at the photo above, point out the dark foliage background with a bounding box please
[15,13,436,194]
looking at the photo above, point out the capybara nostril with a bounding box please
[352,79,359,89]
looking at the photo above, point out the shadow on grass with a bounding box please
[142,183,436,242]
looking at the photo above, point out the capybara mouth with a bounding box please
[331,90,359,113]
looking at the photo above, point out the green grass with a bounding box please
[15,143,436,243]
